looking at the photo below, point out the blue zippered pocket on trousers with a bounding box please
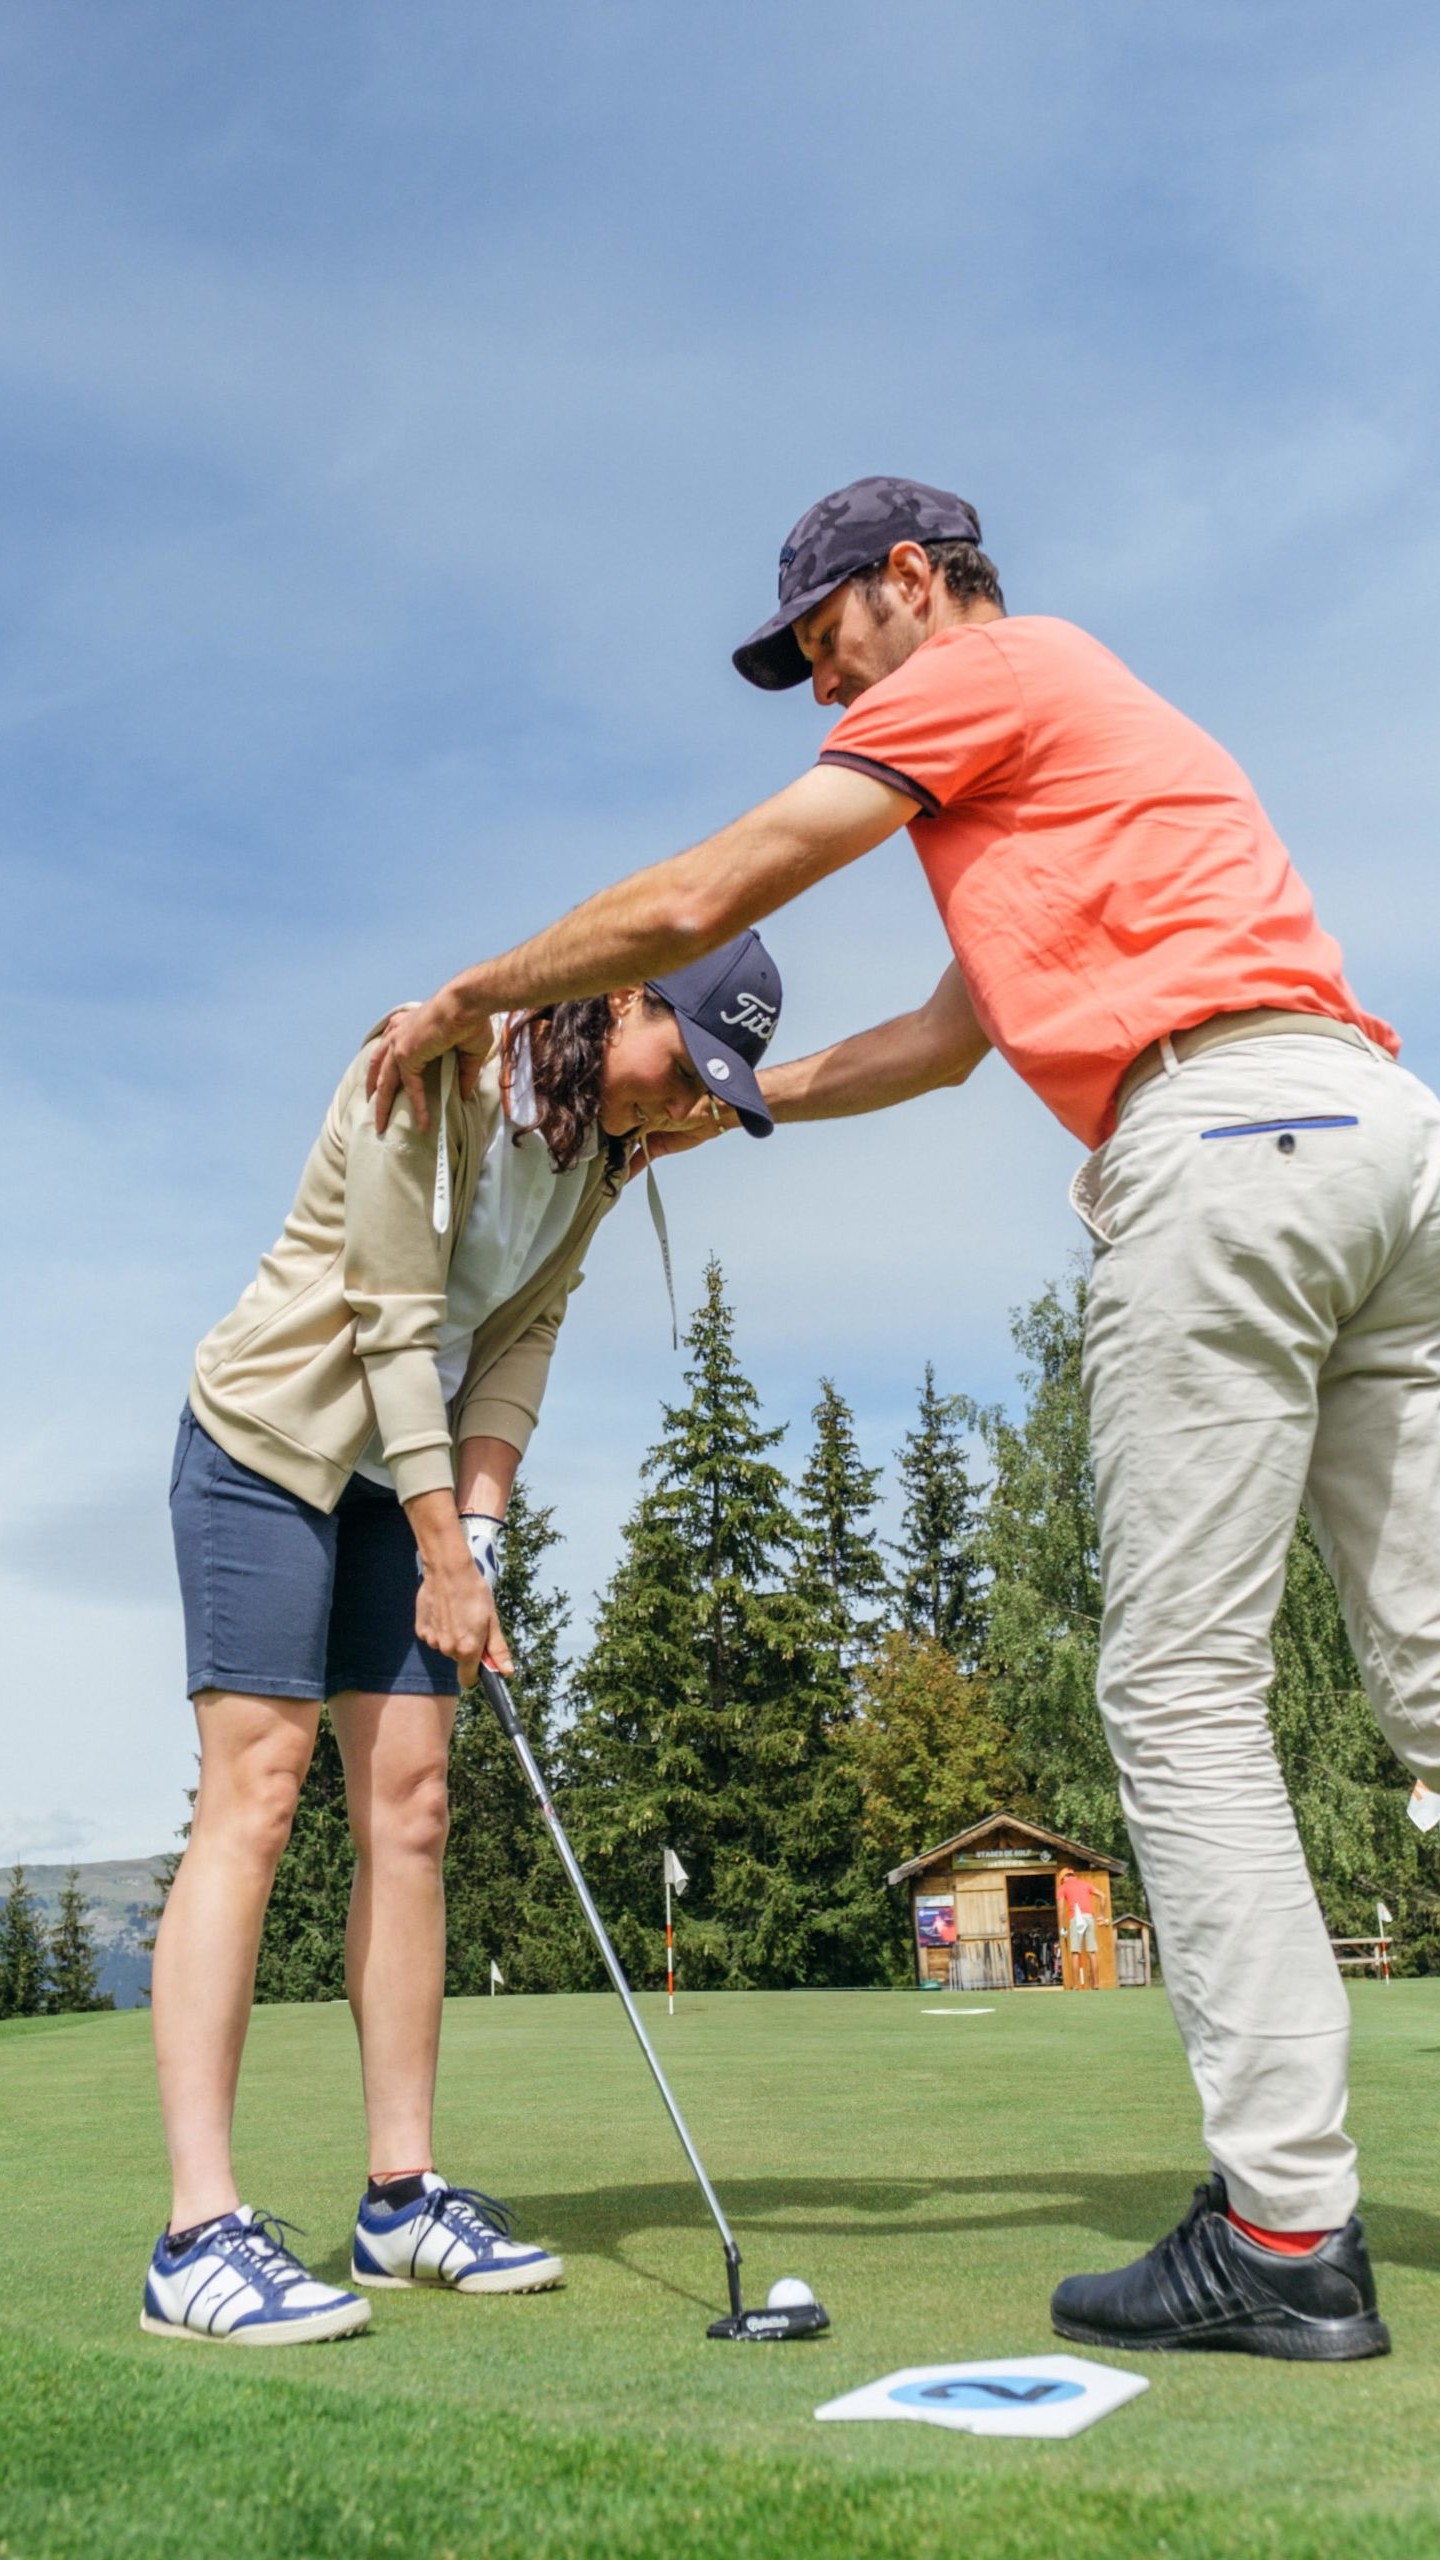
[1200,1116,1359,1140]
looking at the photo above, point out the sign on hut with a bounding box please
[887,1812,1132,1992]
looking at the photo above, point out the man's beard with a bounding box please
[846,589,921,699]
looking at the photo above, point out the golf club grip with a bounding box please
[476,1667,740,2263]
[478,1663,521,1737]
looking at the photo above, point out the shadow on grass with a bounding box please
[310,2174,1440,2295]
[1358,2200,1440,2272]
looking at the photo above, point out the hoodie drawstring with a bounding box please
[640,1133,678,1351]
[431,1052,457,1235]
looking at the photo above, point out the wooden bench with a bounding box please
[1330,1936,1392,1980]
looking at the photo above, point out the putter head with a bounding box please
[706,2300,830,2342]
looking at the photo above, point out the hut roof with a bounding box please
[886,1809,1127,1889]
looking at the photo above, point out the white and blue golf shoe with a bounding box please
[141,2208,371,2346]
[351,2173,564,2295]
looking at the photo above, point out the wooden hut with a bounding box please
[887,1811,1128,1992]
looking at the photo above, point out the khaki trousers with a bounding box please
[1074,1032,1440,2229]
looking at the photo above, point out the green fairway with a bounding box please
[3,1984,1440,2559]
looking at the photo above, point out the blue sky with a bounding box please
[3,1,1438,1859]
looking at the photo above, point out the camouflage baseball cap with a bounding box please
[732,475,984,691]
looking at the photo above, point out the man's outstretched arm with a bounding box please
[372,763,914,1127]
[763,961,991,1121]
[644,962,992,1161]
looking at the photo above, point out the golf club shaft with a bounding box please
[478,1667,744,2317]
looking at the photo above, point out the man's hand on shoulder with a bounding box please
[368,997,494,1133]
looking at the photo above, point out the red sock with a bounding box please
[1227,2208,1333,2256]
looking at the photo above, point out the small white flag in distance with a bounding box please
[1408,1781,1440,1834]
[1377,1902,1393,1929]
[663,1850,689,1894]
[490,1960,505,1988]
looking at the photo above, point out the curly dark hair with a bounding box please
[502,989,671,1172]
[854,537,1005,614]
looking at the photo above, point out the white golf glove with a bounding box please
[459,1513,504,1587]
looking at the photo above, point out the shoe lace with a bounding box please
[215,2212,314,2290]
[425,2185,515,2245]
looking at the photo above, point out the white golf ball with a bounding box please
[766,2277,816,2311]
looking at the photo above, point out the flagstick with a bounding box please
[666,1868,675,2016]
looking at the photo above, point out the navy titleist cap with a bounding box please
[648,930,782,1137]
[733,475,984,692]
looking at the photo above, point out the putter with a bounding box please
[477,1664,829,2342]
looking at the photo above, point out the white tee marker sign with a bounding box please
[815,2356,1148,2440]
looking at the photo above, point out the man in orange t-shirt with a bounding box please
[374,476,1432,2365]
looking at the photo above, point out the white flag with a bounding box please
[1408,1781,1440,1834]
[1377,1902,1393,1929]
[663,1849,689,1895]
[489,1960,505,1987]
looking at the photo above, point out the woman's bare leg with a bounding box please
[150,1693,320,2231]
[330,1691,456,2178]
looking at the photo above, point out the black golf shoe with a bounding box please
[1051,2175,1390,2361]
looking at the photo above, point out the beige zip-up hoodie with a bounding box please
[189,1021,625,1512]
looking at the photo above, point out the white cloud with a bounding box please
[0,1807,102,1865]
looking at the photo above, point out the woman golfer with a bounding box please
[144,933,781,2346]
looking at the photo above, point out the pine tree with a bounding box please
[1268,1514,1440,1969]
[46,1868,114,2013]
[254,1717,352,2003]
[445,1476,587,1993]
[565,1259,887,1989]
[892,1363,988,1664]
[979,1265,1121,1854]
[150,1729,351,2007]
[977,1260,1440,1962]
[0,1866,49,2018]
[794,1379,890,1664]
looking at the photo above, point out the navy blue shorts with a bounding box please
[170,1405,459,1701]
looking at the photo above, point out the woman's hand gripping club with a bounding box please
[405,1489,513,1685]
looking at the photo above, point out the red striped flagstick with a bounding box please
[663,1848,689,2016]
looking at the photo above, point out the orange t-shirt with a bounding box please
[818,618,1397,1148]
[1057,1874,1094,1921]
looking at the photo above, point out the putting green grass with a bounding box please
[3,1984,1440,2559]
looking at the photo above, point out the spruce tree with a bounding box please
[977,1262,1438,1960]
[0,1866,49,2018]
[254,1718,352,2003]
[1268,1514,1440,1968]
[979,1266,1119,1853]
[892,1363,988,1664]
[445,1476,587,1993]
[566,1259,886,1988]
[154,1738,352,2006]
[794,1379,889,1664]
[46,1868,114,2013]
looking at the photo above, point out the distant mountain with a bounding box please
[22,1857,168,2009]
